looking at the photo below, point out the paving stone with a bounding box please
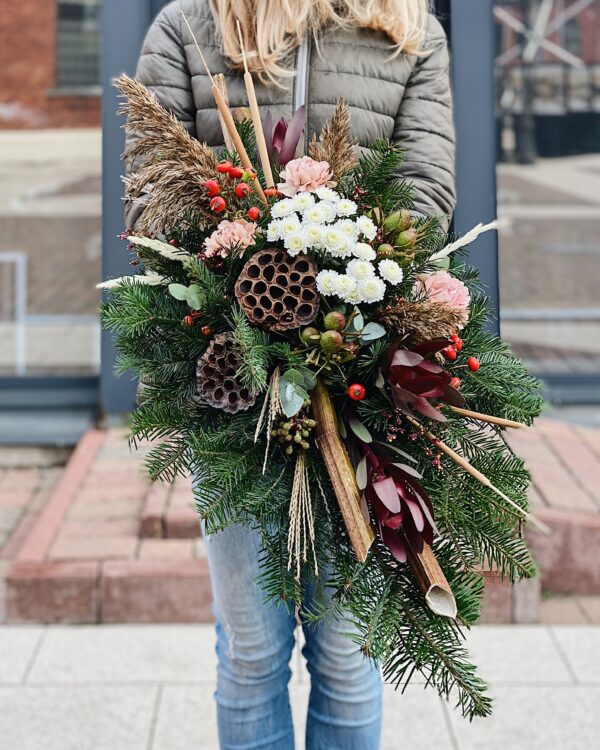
[0,626,43,682]
[578,595,600,624]
[5,561,99,624]
[49,535,139,561]
[0,491,34,508]
[58,519,139,538]
[0,686,157,750]
[153,685,219,750]
[463,626,573,684]
[139,483,169,538]
[30,624,216,683]
[101,559,213,623]
[551,626,600,683]
[540,597,588,625]
[68,498,143,521]
[479,571,513,624]
[138,539,195,560]
[164,507,199,539]
[0,506,23,532]
[448,685,600,750]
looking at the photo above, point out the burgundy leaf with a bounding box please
[412,396,448,422]
[404,496,425,532]
[392,350,424,367]
[373,476,401,513]
[380,525,407,562]
[279,105,306,166]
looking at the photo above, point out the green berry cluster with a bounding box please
[271,409,317,456]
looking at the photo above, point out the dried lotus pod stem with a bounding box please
[196,332,256,414]
[234,248,319,332]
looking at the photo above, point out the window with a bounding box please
[56,0,101,90]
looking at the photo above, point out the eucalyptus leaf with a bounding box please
[279,378,308,418]
[360,322,386,343]
[350,307,364,332]
[186,285,205,311]
[375,371,385,389]
[356,455,369,490]
[168,283,189,301]
[283,368,304,386]
[349,417,372,444]
[338,417,347,439]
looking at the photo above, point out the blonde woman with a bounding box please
[127,1,455,747]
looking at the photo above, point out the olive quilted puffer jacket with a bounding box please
[125,0,455,229]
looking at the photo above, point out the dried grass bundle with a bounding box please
[376,299,468,344]
[116,74,218,233]
[309,98,357,177]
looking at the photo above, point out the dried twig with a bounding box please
[309,98,357,177]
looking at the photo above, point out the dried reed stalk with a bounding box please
[310,378,375,561]
[375,299,468,345]
[116,74,218,233]
[405,541,457,619]
[309,98,357,177]
[214,74,235,152]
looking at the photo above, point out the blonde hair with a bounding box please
[210,0,430,85]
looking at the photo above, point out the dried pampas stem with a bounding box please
[430,220,501,262]
[287,451,318,580]
[309,98,357,177]
[375,299,468,344]
[116,74,218,233]
[214,74,235,152]
[254,367,283,473]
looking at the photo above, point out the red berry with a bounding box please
[201,325,213,336]
[467,356,480,372]
[203,179,220,197]
[235,182,251,199]
[449,377,462,389]
[216,161,232,174]
[247,206,261,221]
[454,338,463,352]
[183,315,194,326]
[209,196,226,213]
[228,166,244,179]
[443,345,457,361]
[450,333,460,343]
[264,187,280,198]
[348,384,366,401]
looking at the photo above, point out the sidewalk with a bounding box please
[0,622,598,749]
[2,418,600,623]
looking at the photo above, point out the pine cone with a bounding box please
[196,333,256,414]
[234,248,319,332]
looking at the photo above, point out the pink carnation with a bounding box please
[277,156,333,197]
[203,219,257,259]
[413,271,471,327]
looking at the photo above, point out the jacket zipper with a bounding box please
[295,35,311,151]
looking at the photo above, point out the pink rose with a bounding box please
[203,219,257,258]
[413,271,471,328]
[277,156,333,197]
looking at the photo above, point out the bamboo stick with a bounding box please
[405,414,550,534]
[236,21,275,188]
[449,405,525,429]
[180,11,267,203]
[405,540,457,619]
[310,378,375,562]
[214,74,235,153]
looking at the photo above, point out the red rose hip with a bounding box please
[235,182,251,199]
[203,179,220,197]
[247,206,261,221]
[467,356,480,372]
[216,161,232,174]
[348,384,366,401]
[209,196,226,213]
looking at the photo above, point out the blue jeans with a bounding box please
[202,522,382,750]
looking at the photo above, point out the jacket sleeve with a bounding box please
[392,15,456,229]
[124,2,197,230]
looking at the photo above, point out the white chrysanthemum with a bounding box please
[343,286,363,305]
[316,270,340,296]
[315,187,340,203]
[347,258,376,281]
[336,198,357,216]
[319,202,337,223]
[327,237,354,259]
[333,274,357,298]
[303,203,325,224]
[336,219,359,239]
[356,215,377,240]
[285,230,308,257]
[279,214,301,237]
[292,192,315,212]
[358,276,386,303]
[352,242,377,261]
[302,222,324,248]
[271,198,296,218]
[266,220,282,242]
[378,259,404,284]
[323,226,343,250]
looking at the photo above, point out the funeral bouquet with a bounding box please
[100,69,544,719]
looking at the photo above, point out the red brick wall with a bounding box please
[0,0,100,129]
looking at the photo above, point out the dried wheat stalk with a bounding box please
[375,299,468,344]
[116,74,218,233]
[309,98,357,177]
